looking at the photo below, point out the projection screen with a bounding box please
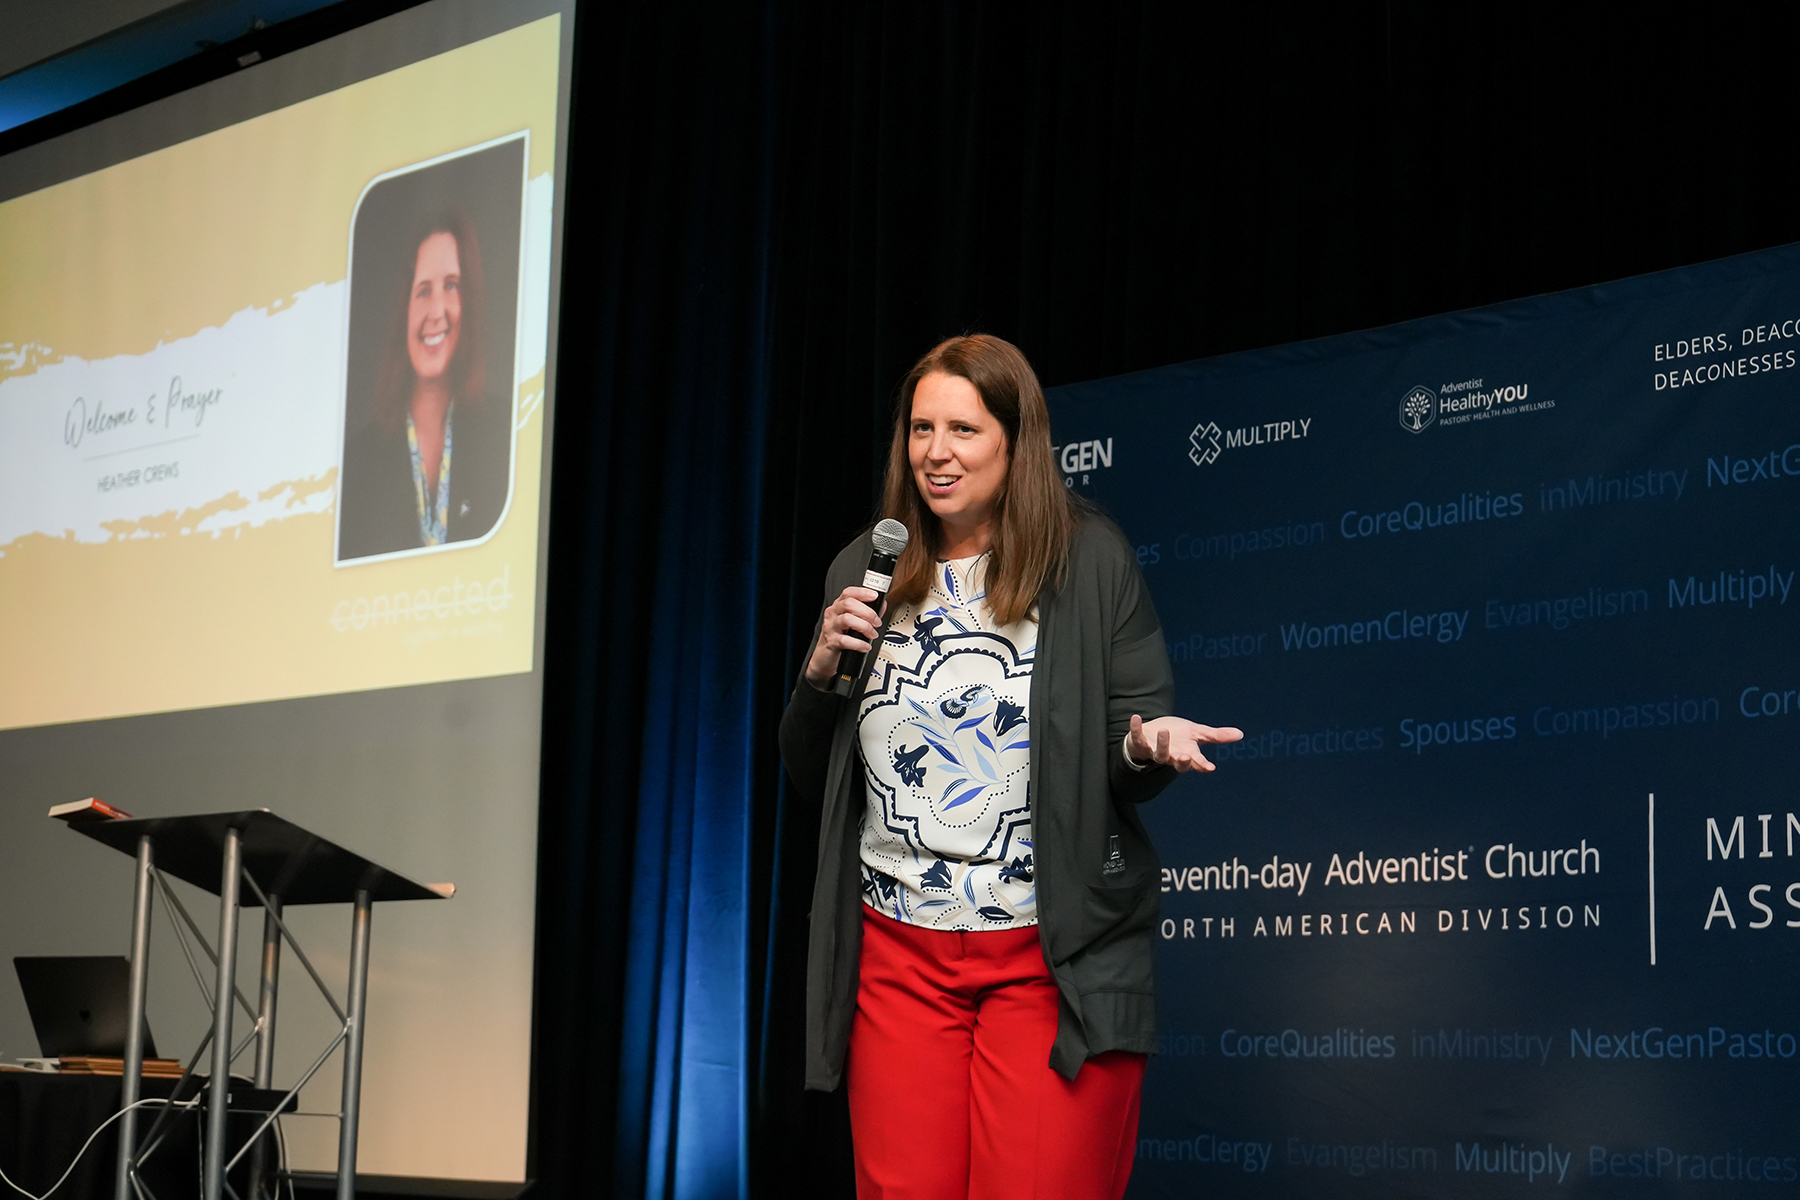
[0,0,574,1182]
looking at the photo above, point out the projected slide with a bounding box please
[0,17,559,732]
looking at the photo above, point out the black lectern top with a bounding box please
[73,810,448,906]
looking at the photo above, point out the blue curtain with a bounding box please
[532,4,774,1198]
[615,259,770,1200]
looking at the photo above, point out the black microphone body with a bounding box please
[833,519,910,696]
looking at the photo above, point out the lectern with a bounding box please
[67,811,450,1200]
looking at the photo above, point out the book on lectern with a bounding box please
[47,798,132,823]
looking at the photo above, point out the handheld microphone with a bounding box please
[834,518,910,696]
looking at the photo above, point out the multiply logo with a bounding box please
[1187,417,1311,466]
[1189,421,1223,466]
[1399,385,1437,434]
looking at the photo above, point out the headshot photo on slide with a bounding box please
[335,133,527,564]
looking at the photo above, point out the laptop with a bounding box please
[13,956,158,1059]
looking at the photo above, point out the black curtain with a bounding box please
[530,2,777,1197]
[531,3,1800,1197]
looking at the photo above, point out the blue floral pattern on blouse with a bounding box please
[856,553,1037,929]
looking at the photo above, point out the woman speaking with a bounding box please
[780,334,1241,1200]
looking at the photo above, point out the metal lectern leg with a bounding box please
[250,895,283,1200]
[336,889,372,1200]
[204,828,244,1200]
[115,834,154,1200]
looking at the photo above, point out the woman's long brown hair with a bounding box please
[881,334,1076,626]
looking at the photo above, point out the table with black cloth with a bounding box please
[0,1071,262,1200]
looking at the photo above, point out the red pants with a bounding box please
[846,907,1146,1200]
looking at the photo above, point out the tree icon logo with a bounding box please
[1398,385,1437,433]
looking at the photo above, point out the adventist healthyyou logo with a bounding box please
[1188,418,1312,467]
[1399,385,1437,434]
[1399,378,1549,433]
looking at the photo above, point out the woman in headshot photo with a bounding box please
[338,207,511,560]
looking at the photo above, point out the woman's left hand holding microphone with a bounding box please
[804,587,886,691]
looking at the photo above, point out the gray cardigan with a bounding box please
[779,511,1179,1090]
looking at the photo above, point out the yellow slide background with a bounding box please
[0,17,560,732]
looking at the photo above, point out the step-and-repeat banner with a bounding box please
[1049,244,1800,1198]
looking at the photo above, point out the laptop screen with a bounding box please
[14,956,157,1060]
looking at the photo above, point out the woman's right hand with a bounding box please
[803,586,885,691]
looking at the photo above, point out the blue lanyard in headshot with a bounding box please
[406,402,454,546]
